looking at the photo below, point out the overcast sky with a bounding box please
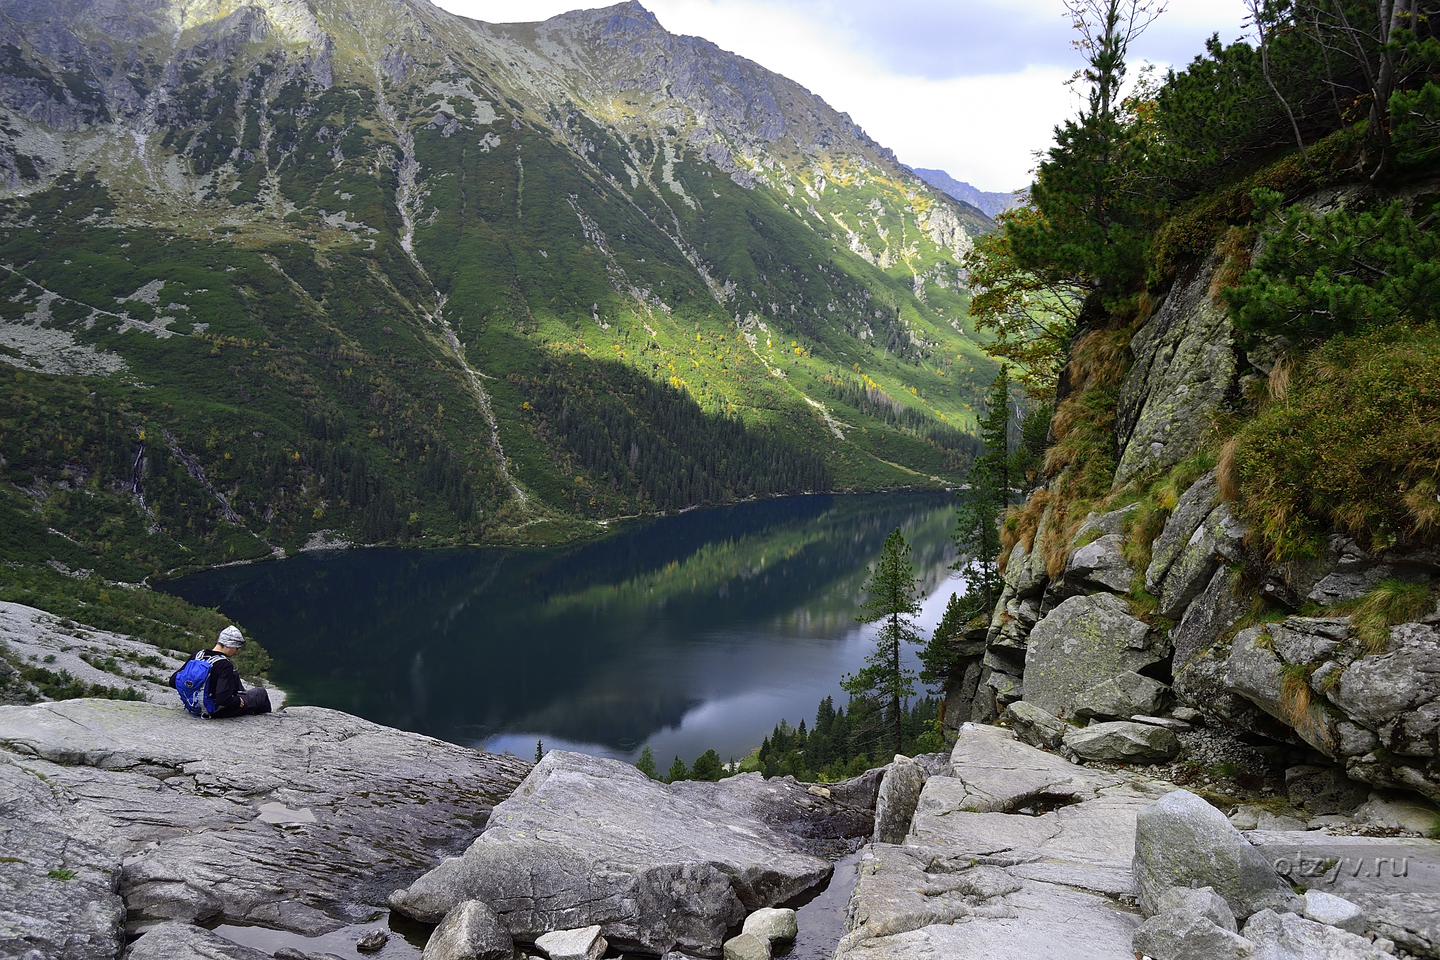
[432,0,1253,192]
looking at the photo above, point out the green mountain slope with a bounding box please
[0,0,994,577]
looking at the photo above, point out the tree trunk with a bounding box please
[891,613,903,755]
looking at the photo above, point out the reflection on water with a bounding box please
[163,493,962,763]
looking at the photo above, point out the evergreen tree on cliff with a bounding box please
[1007,0,1166,302]
[844,529,923,755]
[951,366,1013,618]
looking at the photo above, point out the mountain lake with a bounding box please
[162,492,964,767]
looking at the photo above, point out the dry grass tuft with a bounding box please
[1217,436,1242,503]
[1404,479,1440,536]
[1208,225,1256,301]
[1344,578,1436,655]
[999,489,1050,568]
[1267,358,1292,402]
[1279,664,1334,752]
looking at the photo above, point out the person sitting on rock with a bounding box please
[170,625,272,718]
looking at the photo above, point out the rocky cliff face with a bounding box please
[942,224,1440,809]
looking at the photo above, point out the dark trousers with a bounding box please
[215,687,273,718]
[238,687,272,715]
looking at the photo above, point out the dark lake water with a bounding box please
[163,492,964,766]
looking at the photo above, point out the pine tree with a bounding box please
[691,749,724,781]
[534,739,544,763]
[978,365,1013,507]
[636,745,657,779]
[953,366,1012,616]
[843,529,922,756]
[918,591,969,691]
[665,755,689,783]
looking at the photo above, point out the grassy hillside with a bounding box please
[0,0,1000,648]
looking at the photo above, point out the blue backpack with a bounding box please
[174,652,223,718]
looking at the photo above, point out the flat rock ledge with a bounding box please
[0,699,530,959]
[836,724,1169,960]
[390,750,876,957]
[834,723,1440,960]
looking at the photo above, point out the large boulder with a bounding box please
[1023,594,1163,720]
[1157,885,1238,932]
[0,700,529,938]
[389,751,858,957]
[943,723,1119,813]
[1171,565,1251,671]
[1331,621,1440,766]
[1073,671,1169,721]
[836,844,1140,960]
[1133,790,1302,921]
[1064,533,1135,593]
[873,755,927,844]
[1224,627,1341,757]
[122,922,273,959]
[835,724,1190,960]
[1064,721,1181,763]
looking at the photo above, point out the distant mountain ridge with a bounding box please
[0,0,998,580]
[910,168,1025,219]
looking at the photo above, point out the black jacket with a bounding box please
[169,650,246,718]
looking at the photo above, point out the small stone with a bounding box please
[423,900,513,960]
[535,926,607,960]
[1255,812,1308,832]
[1157,885,1238,932]
[1302,889,1366,935]
[1353,796,1440,835]
[1003,700,1068,750]
[722,932,770,960]
[1133,910,1255,960]
[1064,720,1181,763]
[1373,937,1395,954]
[742,907,798,944]
[1171,706,1205,724]
[356,928,389,952]
[1242,909,1390,960]
[1132,714,1193,731]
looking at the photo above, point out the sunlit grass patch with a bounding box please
[1342,578,1436,655]
[1228,323,1440,562]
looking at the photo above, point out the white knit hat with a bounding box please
[218,625,245,647]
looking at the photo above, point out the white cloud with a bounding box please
[434,0,1251,190]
